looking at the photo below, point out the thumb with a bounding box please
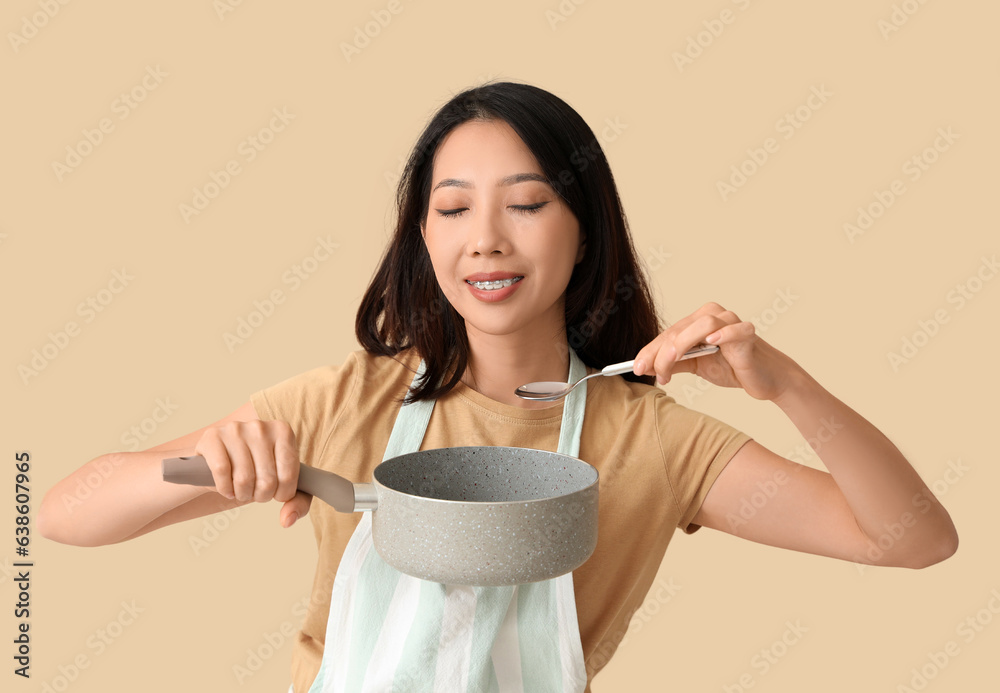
[279,491,312,528]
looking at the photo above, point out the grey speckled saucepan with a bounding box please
[162,446,599,586]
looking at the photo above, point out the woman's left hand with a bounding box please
[632,302,803,402]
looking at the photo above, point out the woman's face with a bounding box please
[421,119,584,341]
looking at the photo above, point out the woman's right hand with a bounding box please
[194,419,312,527]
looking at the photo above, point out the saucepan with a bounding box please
[162,446,598,586]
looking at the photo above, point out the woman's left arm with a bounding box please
[633,302,959,569]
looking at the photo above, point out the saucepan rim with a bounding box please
[371,445,599,507]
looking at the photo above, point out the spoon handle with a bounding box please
[601,360,636,377]
[599,345,719,377]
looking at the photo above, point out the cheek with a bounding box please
[545,230,584,279]
[549,208,583,271]
[423,234,461,298]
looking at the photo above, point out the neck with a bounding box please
[462,325,573,410]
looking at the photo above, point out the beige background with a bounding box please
[3,0,998,691]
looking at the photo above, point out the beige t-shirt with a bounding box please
[250,348,752,692]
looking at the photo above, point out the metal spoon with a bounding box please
[514,344,720,401]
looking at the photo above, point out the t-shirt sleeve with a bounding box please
[655,394,753,534]
[249,352,362,470]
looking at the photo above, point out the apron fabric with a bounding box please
[295,351,590,693]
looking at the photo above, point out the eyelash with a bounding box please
[435,202,548,218]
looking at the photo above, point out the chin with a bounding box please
[462,316,529,338]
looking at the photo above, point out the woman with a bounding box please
[39,81,959,692]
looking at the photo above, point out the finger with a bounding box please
[678,312,739,348]
[273,423,300,503]
[280,491,313,528]
[693,301,727,318]
[250,443,278,503]
[224,432,256,502]
[195,433,235,500]
[634,305,729,376]
[655,314,736,381]
[702,309,743,338]
[651,340,681,384]
[633,331,672,376]
[705,319,756,348]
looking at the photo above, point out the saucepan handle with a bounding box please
[161,455,216,485]
[161,455,374,513]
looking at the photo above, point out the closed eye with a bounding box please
[435,202,550,218]
[512,202,548,215]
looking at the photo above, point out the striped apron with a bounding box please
[295,350,589,693]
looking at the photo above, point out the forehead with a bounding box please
[430,120,545,186]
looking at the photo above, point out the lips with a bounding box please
[463,271,524,301]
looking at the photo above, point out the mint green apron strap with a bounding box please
[382,359,435,459]
[557,349,587,459]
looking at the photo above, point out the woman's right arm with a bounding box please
[38,401,310,547]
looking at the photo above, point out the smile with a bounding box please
[465,277,523,291]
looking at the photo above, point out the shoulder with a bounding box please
[347,348,423,401]
[588,375,747,446]
[587,373,676,414]
[250,348,422,419]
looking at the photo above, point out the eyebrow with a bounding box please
[431,172,551,193]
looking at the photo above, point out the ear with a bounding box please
[575,234,586,264]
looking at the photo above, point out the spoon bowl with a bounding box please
[515,344,719,401]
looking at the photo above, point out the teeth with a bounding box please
[468,277,522,291]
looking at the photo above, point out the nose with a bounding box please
[466,206,513,257]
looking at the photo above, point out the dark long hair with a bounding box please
[356,81,661,402]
